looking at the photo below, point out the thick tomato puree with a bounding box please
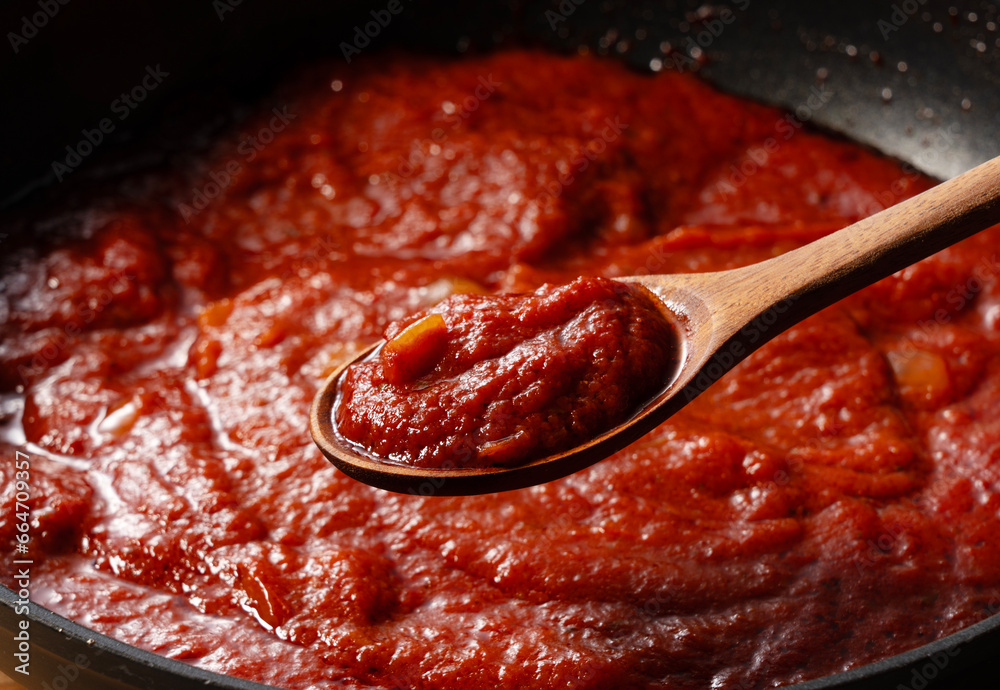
[3,50,1000,689]
[335,277,678,468]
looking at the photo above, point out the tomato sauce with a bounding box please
[335,277,679,468]
[3,50,1000,689]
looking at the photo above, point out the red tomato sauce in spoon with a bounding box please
[3,50,1000,690]
[334,277,680,468]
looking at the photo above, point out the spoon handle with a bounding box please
[700,154,1000,348]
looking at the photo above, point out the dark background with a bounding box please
[2,0,1000,208]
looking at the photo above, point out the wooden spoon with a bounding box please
[311,155,1000,496]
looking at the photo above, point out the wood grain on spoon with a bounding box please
[311,154,1000,495]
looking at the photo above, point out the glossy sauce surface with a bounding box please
[335,277,679,469]
[3,51,1000,689]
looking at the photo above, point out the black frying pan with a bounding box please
[2,1,1000,687]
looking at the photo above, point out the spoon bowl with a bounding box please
[311,154,1000,495]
